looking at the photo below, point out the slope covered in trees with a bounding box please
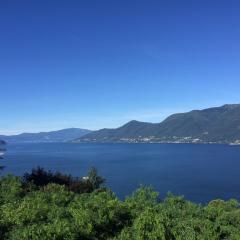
[76,104,240,143]
[0,168,240,239]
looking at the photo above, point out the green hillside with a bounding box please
[76,104,240,143]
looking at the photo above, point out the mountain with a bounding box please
[74,104,240,144]
[0,128,91,143]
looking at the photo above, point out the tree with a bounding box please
[22,167,95,193]
[0,140,6,171]
[87,167,105,190]
[1,171,240,239]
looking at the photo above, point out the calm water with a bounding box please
[2,143,240,203]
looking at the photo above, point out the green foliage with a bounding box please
[125,186,159,216]
[0,175,23,204]
[69,190,130,239]
[23,166,104,193]
[87,167,105,190]
[0,140,6,170]
[1,170,240,239]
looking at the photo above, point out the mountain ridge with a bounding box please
[74,104,240,144]
[0,128,91,143]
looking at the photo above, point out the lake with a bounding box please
[2,143,240,203]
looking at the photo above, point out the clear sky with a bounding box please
[1,0,240,135]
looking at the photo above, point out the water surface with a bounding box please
[2,143,240,203]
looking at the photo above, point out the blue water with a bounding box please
[2,143,240,203]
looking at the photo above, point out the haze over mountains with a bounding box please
[1,104,240,144]
[75,104,240,144]
[0,128,91,143]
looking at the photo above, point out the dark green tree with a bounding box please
[0,140,6,171]
[87,167,105,190]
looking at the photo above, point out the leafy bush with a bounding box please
[23,166,105,194]
[1,169,240,239]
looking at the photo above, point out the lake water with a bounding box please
[2,143,240,203]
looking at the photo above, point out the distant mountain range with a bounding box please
[1,104,240,144]
[74,104,240,144]
[0,128,91,143]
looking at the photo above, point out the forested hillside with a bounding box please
[76,104,240,143]
[0,168,240,239]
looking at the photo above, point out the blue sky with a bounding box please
[1,1,240,134]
